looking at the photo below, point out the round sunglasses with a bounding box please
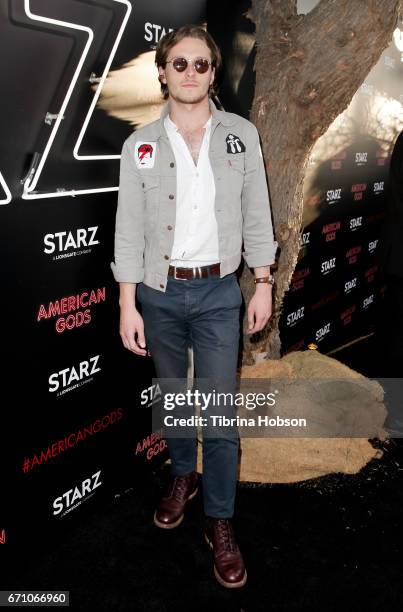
[165,56,213,74]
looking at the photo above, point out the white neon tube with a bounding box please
[22,0,132,200]
[23,0,94,194]
[0,171,12,205]
[74,0,132,160]
[23,186,118,199]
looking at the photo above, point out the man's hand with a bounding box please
[246,284,273,334]
[119,304,150,357]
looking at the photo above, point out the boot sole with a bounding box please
[204,533,247,588]
[153,486,198,529]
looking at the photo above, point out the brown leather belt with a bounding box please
[168,262,220,280]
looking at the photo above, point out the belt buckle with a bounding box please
[173,266,187,280]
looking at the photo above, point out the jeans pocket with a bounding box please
[228,274,242,307]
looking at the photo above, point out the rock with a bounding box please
[195,350,386,483]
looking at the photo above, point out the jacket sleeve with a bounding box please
[241,123,278,268]
[110,138,145,283]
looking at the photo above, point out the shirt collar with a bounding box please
[158,97,235,139]
[164,114,212,134]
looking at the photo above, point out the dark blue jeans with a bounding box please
[136,271,242,518]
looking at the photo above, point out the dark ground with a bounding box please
[3,335,403,611]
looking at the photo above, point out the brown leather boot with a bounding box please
[204,517,247,588]
[153,471,198,529]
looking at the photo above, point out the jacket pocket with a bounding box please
[142,176,160,231]
[226,156,245,198]
[142,175,160,192]
[227,156,245,172]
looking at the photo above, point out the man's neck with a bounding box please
[168,97,211,131]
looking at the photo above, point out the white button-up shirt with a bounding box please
[164,114,219,267]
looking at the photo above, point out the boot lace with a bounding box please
[168,474,193,502]
[215,519,237,553]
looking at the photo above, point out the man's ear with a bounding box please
[158,66,167,84]
[210,67,215,87]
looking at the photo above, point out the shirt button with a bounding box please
[169,194,174,200]
[142,182,145,188]
[164,255,169,260]
[170,162,175,168]
[159,283,164,289]
[167,225,173,230]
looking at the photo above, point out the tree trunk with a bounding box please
[241,0,402,365]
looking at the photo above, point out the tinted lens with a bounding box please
[172,57,188,72]
[194,58,210,74]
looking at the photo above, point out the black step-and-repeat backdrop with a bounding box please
[0,0,206,551]
[1,0,402,551]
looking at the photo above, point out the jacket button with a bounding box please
[159,283,164,289]
[164,255,169,260]
[169,194,174,199]
[170,162,175,168]
[142,182,145,188]
[167,225,173,230]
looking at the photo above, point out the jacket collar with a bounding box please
[156,97,236,140]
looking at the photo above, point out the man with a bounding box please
[111,25,277,588]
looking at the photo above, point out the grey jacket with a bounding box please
[111,99,277,292]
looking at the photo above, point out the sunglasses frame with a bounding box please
[165,56,213,74]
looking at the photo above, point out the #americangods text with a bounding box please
[36,287,106,333]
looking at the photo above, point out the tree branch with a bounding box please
[293,0,402,138]
[249,0,299,46]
